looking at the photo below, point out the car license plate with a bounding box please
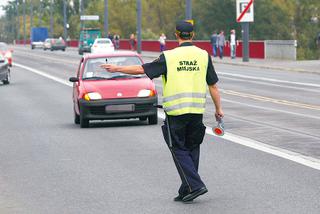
[105,104,135,113]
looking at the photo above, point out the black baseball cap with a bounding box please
[176,20,194,39]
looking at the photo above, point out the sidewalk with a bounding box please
[141,51,320,75]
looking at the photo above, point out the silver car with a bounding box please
[0,54,10,85]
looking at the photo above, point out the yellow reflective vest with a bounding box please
[162,45,208,116]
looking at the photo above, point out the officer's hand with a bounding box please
[100,64,118,73]
[215,109,224,121]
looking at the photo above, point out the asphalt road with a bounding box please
[0,46,319,213]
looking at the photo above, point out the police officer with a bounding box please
[101,20,224,203]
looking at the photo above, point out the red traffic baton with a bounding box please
[213,117,225,136]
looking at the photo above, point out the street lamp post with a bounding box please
[23,0,26,46]
[39,0,43,26]
[104,0,108,37]
[50,0,54,37]
[63,0,68,40]
[136,0,142,54]
[30,2,33,40]
[80,0,84,30]
[16,0,20,43]
[186,0,192,20]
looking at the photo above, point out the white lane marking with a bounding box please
[218,72,320,88]
[158,112,320,170]
[16,63,320,171]
[15,63,73,87]
[207,129,320,171]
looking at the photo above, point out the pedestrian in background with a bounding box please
[129,33,136,51]
[217,30,225,59]
[107,32,113,41]
[229,29,238,59]
[158,33,167,52]
[114,33,120,50]
[210,31,218,57]
[101,20,224,203]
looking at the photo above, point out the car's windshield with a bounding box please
[96,39,111,44]
[83,56,144,79]
[0,43,8,51]
[54,39,64,44]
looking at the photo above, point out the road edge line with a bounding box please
[14,63,73,87]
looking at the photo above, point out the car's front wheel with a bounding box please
[80,116,89,128]
[2,70,10,85]
[139,117,147,121]
[74,110,80,124]
[79,106,89,128]
[148,113,158,125]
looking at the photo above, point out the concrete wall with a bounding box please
[265,40,297,60]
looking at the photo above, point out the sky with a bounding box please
[0,0,9,17]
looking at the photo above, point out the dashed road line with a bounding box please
[220,89,320,111]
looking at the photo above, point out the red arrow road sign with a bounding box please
[237,0,254,22]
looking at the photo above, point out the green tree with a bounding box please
[1,0,319,59]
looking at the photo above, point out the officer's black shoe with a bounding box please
[173,195,193,203]
[182,187,208,202]
[173,195,184,202]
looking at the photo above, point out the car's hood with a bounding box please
[81,77,155,99]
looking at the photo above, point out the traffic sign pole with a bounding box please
[242,22,249,62]
[236,0,254,62]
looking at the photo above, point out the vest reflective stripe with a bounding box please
[164,102,206,113]
[162,45,208,116]
[162,92,206,103]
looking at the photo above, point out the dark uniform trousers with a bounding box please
[162,113,207,196]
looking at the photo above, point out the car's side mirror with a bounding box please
[69,77,79,82]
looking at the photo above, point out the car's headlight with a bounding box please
[5,51,12,58]
[137,89,155,97]
[84,92,102,101]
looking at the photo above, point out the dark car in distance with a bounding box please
[69,51,158,128]
[0,54,10,85]
[43,38,66,51]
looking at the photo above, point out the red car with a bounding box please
[69,51,158,128]
[0,42,13,67]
